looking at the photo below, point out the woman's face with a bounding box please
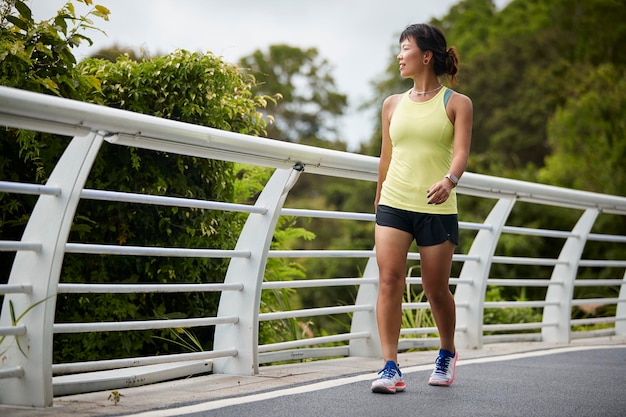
[397,36,423,78]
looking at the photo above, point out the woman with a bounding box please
[371,23,473,394]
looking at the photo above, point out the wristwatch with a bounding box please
[444,173,459,187]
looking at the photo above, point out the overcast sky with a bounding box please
[29,0,510,150]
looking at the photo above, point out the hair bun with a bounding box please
[445,47,459,80]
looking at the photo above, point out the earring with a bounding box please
[423,59,429,65]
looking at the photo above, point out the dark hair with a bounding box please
[399,23,459,84]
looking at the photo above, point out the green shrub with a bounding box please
[53,50,272,362]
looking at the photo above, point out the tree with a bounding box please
[238,44,348,144]
[539,64,626,196]
[0,0,109,284]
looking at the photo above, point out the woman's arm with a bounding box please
[448,92,473,183]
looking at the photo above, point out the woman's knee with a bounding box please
[378,270,405,295]
[423,284,452,304]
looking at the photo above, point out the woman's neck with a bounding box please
[410,75,441,96]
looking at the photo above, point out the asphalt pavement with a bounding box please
[155,345,626,417]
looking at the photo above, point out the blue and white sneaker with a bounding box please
[428,349,458,386]
[371,360,406,394]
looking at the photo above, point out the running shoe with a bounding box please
[371,360,406,394]
[428,349,458,386]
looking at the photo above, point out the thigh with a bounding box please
[375,224,414,279]
[419,241,455,290]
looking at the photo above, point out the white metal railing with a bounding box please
[0,86,625,407]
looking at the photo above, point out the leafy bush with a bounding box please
[53,50,273,361]
[483,287,542,334]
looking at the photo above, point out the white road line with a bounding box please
[122,345,624,417]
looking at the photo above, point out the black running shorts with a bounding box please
[375,204,459,246]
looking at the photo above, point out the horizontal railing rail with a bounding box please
[1,86,625,408]
[57,283,244,293]
[64,243,251,258]
[51,348,239,375]
[53,316,239,334]
[81,188,267,214]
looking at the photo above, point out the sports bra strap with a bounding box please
[444,88,453,107]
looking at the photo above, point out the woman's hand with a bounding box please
[426,179,455,205]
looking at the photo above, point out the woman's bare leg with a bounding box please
[419,241,456,352]
[374,224,414,363]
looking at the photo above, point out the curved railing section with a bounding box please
[0,86,625,407]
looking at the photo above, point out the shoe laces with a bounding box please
[433,354,452,375]
[378,362,399,379]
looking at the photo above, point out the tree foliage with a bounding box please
[0,0,110,283]
[238,44,348,144]
[539,64,626,195]
[0,0,108,97]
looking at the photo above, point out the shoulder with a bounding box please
[447,90,472,111]
[383,92,404,108]
[382,93,404,119]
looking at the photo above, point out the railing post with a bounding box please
[615,269,626,336]
[213,165,303,375]
[455,197,516,349]
[0,132,104,407]
[542,209,599,343]
[349,252,381,358]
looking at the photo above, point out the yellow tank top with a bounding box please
[379,87,456,214]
